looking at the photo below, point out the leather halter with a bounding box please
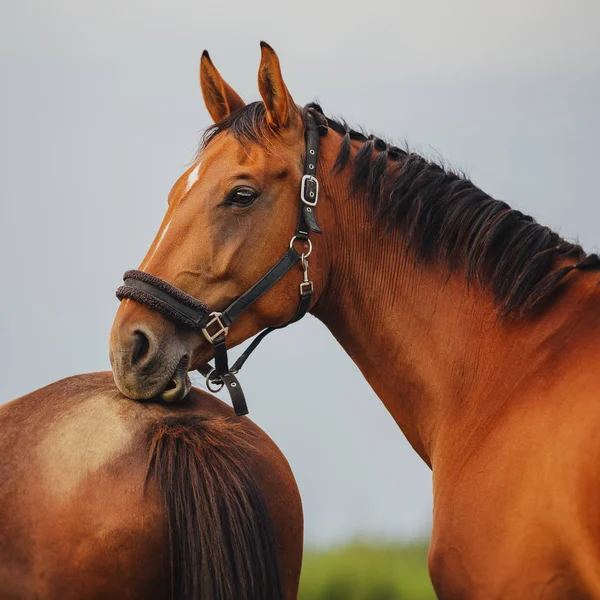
[116,112,322,416]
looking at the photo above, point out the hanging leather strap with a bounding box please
[196,360,248,416]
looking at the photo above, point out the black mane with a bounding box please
[202,101,599,316]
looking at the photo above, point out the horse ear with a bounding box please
[199,50,245,123]
[257,42,300,130]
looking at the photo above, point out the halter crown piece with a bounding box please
[116,112,322,415]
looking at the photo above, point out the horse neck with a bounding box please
[312,131,599,469]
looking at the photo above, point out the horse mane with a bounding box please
[147,415,283,600]
[202,101,600,317]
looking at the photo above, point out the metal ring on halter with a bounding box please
[205,368,224,393]
[289,236,312,258]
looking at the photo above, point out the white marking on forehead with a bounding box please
[184,161,202,195]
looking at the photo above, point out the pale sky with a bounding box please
[1,0,599,547]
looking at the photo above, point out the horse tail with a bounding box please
[146,415,284,600]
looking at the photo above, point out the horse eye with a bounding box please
[227,188,258,207]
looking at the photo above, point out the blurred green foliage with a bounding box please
[299,542,436,600]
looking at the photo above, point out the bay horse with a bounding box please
[0,372,303,599]
[110,43,600,598]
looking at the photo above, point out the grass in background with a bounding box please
[299,542,436,600]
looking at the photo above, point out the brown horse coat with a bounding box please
[108,43,600,598]
[0,372,303,599]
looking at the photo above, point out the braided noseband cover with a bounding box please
[116,269,211,330]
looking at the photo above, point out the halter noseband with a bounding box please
[116,112,323,415]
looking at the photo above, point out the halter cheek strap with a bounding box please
[116,112,322,416]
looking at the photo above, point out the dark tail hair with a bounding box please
[146,415,284,600]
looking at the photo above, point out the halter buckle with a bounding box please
[202,312,229,344]
[301,174,319,207]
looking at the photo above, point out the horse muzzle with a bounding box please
[109,314,193,403]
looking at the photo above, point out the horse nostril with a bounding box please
[131,329,151,366]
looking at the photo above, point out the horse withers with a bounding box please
[0,372,303,599]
